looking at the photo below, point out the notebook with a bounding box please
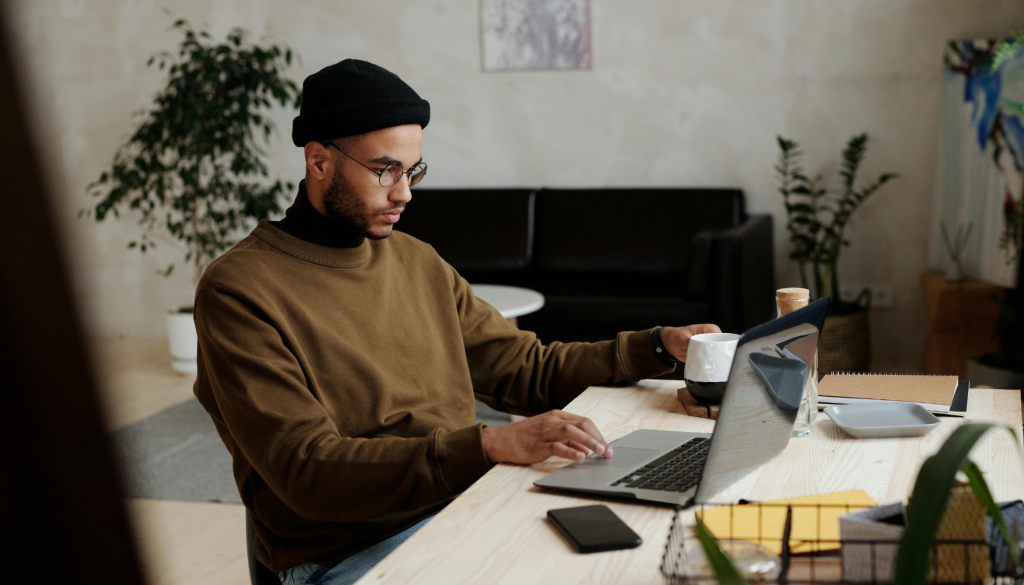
[818,373,966,415]
[696,490,878,555]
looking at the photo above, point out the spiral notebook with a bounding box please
[818,373,968,416]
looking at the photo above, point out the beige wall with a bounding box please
[5,0,1024,367]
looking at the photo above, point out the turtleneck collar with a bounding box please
[253,221,371,268]
[270,180,365,248]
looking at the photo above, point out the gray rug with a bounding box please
[112,398,511,503]
[112,398,240,502]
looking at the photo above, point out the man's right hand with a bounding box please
[480,410,613,465]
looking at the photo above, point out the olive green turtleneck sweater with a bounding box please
[192,220,673,572]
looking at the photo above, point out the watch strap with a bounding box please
[651,326,679,366]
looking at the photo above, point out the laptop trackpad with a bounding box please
[535,446,663,490]
[573,447,660,469]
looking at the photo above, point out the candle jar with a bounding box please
[776,287,809,317]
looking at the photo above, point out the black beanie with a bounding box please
[291,59,430,147]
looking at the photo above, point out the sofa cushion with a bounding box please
[517,295,713,340]
[526,271,686,297]
[398,188,535,272]
[533,188,743,274]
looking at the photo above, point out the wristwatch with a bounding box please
[651,327,679,367]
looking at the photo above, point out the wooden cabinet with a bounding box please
[920,271,1005,378]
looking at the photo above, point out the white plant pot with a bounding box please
[166,311,198,374]
[967,358,1024,391]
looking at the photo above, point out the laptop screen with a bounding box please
[694,297,830,504]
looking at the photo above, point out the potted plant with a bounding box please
[963,33,1024,393]
[968,287,1024,391]
[774,134,898,373]
[80,20,301,373]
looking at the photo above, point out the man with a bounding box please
[194,59,721,585]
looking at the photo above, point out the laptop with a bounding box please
[534,297,830,507]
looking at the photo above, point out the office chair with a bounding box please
[246,513,281,585]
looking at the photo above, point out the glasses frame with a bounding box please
[323,142,427,188]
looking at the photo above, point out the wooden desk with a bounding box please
[356,381,1023,585]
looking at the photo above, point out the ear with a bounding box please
[304,142,333,181]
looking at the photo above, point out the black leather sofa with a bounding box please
[397,188,775,345]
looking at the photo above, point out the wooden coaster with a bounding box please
[676,386,720,420]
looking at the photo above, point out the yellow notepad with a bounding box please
[695,490,878,554]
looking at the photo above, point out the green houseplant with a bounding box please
[81,19,301,372]
[775,134,898,372]
[970,285,1024,390]
[965,33,1024,393]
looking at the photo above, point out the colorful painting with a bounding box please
[481,0,592,71]
[930,39,1024,287]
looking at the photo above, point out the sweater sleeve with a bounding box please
[194,284,492,523]
[450,267,675,416]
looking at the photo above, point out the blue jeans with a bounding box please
[279,516,433,585]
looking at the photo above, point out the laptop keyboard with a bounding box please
[610,438,710,493]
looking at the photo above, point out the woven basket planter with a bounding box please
[819,310,870,374]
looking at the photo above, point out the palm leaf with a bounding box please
[894,423,1022,584]
[962,460,1021,573]
[838,134,868,192]
[695,517,749,585]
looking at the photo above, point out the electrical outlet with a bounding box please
[839,284,867,303]
[869,284,893,310]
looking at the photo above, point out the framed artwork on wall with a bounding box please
[481,0,592,71]
[930,38,1024,287]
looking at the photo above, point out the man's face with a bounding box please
[318,124,423,240]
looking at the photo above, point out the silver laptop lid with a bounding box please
[693,297,830,504]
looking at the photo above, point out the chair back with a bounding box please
[246,513,280,585]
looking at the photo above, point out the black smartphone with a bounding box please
[547,505,642,554]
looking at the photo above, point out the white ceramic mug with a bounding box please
[683,333,740,405]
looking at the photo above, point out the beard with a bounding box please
[320,164,396,240]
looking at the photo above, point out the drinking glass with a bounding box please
[791,352,818,437]
[776,289,818,437]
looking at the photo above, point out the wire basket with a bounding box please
[660,500,1024,584]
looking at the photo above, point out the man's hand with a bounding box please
[661,324,723,362]
[481,410,613,465]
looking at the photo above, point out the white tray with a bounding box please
[823,402,941,438]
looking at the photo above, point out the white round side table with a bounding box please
[470,284,545,423]
[470,284,545,327]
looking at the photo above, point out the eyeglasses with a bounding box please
[324,142,427,188]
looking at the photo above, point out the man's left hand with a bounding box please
[661,324,723,362]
